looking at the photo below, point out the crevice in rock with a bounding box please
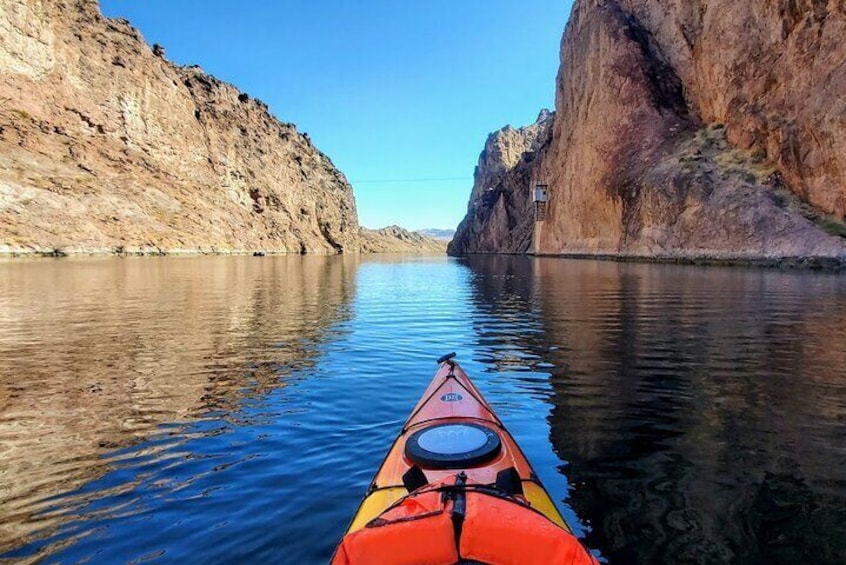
[318,222,344,254]
[605,1,690,118]
[65,107,106,134]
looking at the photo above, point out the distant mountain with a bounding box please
[360,226,446,254]
[416,229,456,241]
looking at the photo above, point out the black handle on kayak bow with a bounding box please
[437,352,457,365]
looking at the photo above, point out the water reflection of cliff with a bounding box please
[462,255,548,371]
[534,259,846,564]
[0,255,358,552]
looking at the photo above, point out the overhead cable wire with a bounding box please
[350,176,470,184]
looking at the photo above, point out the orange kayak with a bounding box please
[333,354,598,564]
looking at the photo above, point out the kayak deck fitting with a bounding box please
[332,353,598,565]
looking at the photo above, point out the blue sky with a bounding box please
[101,1,573,230]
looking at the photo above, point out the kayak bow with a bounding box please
[332,354,598,564]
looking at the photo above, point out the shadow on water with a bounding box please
[462,255,548,369]
[529,258,846,564]
[0,255,359,561]
[460,255,596,541]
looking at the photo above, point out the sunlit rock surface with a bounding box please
[359,226,446,254]
[0,0,359,255]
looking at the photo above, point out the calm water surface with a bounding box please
[0,255,844,564]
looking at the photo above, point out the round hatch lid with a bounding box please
[405,423,501,469]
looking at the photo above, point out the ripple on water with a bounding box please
[1,255,845,563]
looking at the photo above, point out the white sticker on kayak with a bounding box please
[440,393,463,402]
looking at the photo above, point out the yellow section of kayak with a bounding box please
[523,481,570,531]
[348,482,568,534]
[348,487,407,533]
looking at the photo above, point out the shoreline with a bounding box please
[3,247,844,270]
[0,248,449,259]
[0,248,333,258]
[451,251,846,271]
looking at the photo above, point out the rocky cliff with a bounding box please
[448,110,553,255]
[451,0,846,263]
[360,226,446,254]
[0,0,359,255]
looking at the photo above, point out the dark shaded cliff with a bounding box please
[448,110,553,255]
[451,0,846,263]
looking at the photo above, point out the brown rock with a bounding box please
[618,0,846,217]
[0,0,359,255]
[451,0,846,264]
[359,226,446,254]
[448,110,553,254]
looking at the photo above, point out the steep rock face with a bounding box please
[618,0,846,217]
[448,110,553,254]
[359,226,446,254]
[452,0,846,262]
[0,0,359,254]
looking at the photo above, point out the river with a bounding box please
[0,255,844,563]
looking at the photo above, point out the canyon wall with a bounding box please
[451,0,846,263]
[0,0,359,255]
[448,110,553,255]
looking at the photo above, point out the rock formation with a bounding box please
[451,0,846,263]
[359,225,446,254]
[448,110,553,255]
[0,0,359,255]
